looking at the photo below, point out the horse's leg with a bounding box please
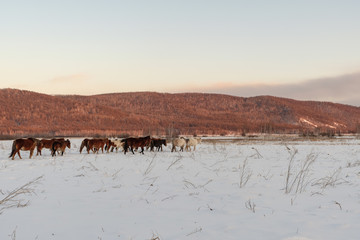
[38,145,43,156]
[17,150,22,159]
[123,144,127,154]
[54,146,59,156]
[30,149,34,159]
[11,149,17,160]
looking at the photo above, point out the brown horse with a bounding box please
[51,139,71,156]
[122,136,151,154]
[37,138,64,156]
[150,138,167,151]
[105,139,116,153]
[86,138,108,154]
[79,138,90,154]
[9,138,39,160]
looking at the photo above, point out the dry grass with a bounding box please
[312,167,346,190]
[167,155,182,171]
[0,175,43,214]
[347,160,360,168]
[150,232,161,240]
[186,227,202,236]
[144,155,157,176]
[284,148,317,194]
[9,226,17,240]
[183,179,213,192]
[245,199,256,213]
[238,157,252,188]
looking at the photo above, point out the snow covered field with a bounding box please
[0,137,360,240]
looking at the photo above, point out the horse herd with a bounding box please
[8,136,202,160]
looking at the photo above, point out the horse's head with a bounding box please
[66,139,71,149]
[163,139,167,146]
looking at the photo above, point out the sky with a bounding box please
[1,1,359,106]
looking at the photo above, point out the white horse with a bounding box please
[110,139,124,152]
[171,137,186,152]
[185,137,202,151]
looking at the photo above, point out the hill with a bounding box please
[1,88,360,138]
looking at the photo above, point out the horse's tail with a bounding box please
[85,140,91,153]
[104,140,109,152]
[80,140,85,153]
[9,140,16,158]
[51,142,57,157]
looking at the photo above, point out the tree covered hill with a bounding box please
[1,88,360,138]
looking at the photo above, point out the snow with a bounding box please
[1,137,360,240]
[299,118,318,128]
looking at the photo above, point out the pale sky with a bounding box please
[1,1,359,105]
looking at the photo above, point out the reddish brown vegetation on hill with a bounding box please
[1,88,360,138]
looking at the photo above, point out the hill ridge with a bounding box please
[1,88,360,138]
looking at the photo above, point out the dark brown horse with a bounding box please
[79,138,90,154]
[51,139,71,157]
[122,136,151,154]
[9,138,39,160]
[105,139,116,153]
[37,138,64,156]
[150,138,167,151]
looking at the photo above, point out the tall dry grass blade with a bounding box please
[0,175,43,214]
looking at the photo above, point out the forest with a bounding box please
[1,88,360,139]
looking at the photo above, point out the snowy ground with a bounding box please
[0,137,360,240]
